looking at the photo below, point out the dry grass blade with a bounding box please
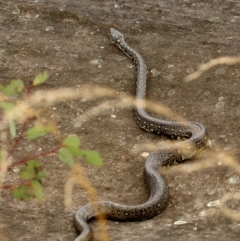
[219,193,240,221]
[77,91,186,126]
[29,85,116,106]
[0,84,186,131]
[65,164,110,241]
[185,56,240,82]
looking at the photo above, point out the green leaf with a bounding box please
[63,136,82,158]
[20,161,36,180]
[36,170,47,180]
[32,71,49,86]
[20,160,46,181]
[9,118,16,138]
[2,79,24,95]
[13,180,44,202]
[67,146,84,156]
[0,102,18,137]
[11,79,24,90]
[31,180,43,202]
[26,125,55,140]
[0,102,15,111]
[20,168,36,180]
[83,150,103,166]
[26,159,41,168]
[13,186,32,200]
[63,135,80,148]
[58,147,74,168]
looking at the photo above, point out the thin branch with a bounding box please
[8,145,61,169]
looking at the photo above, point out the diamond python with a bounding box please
[73,28,209,241]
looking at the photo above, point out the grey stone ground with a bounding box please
[1,1,240,241]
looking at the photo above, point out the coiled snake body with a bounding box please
[74,28,209,241]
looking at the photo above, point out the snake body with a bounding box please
[74,28,209,241]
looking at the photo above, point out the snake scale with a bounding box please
[73,28,209,241]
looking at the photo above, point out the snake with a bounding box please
[73,28,209,241]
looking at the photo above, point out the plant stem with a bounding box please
[8,145,61,169]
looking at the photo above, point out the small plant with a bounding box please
[0,72,102,201]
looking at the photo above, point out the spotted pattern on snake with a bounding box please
[73,28,209,241]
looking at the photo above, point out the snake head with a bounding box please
[109,28,125,44]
